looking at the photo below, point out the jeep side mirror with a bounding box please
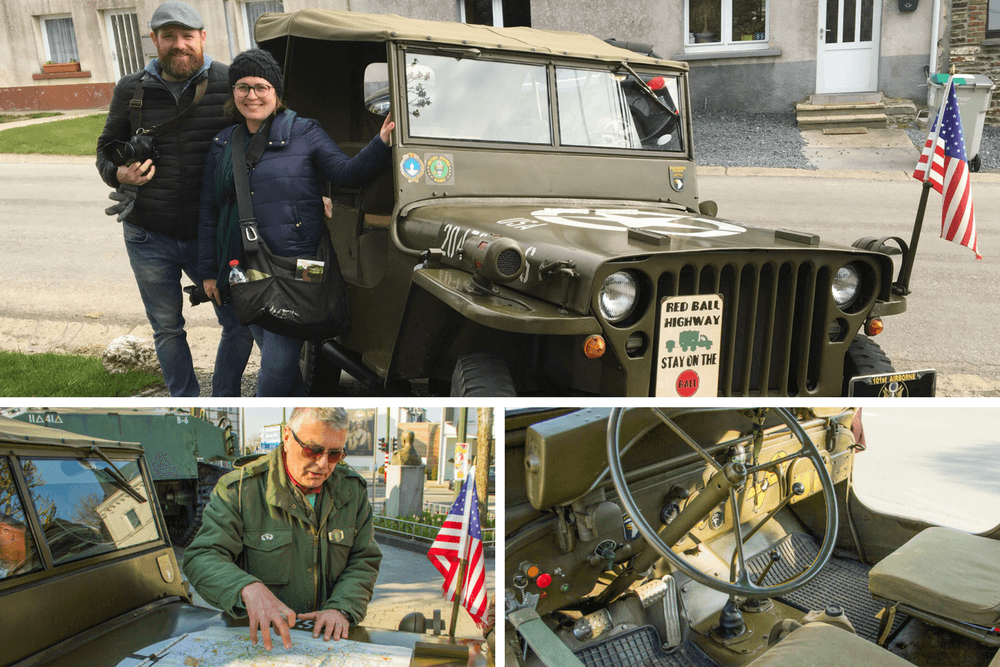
[364,62,390,116]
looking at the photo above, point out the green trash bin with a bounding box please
[928,73,995,172]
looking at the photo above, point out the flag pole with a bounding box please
[448,465,475,638]
[449,558,467,638]
[896,69,955,295]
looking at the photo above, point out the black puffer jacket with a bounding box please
[97,59,232,240]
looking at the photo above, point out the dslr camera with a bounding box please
[104,133,159,167]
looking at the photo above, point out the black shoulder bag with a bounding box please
[227,122,351,341]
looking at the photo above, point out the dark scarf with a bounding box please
[212,118,273,297]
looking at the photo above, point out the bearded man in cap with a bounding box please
[96,1,233,396]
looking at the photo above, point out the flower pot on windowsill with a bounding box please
[42,62,81,74]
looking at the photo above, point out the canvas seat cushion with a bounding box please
[746,623,911,667]
[869,527,1000,628]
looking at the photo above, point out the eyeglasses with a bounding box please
[288,427,344,462]
[233,83,273,97]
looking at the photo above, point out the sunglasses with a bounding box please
[288,427,345,462]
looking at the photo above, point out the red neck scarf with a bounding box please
[281,448,322,495]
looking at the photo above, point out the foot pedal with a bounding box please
[656,575,683,649]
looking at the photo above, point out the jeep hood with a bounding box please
[399,200,857,265]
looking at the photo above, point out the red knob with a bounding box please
[536,573,552,588]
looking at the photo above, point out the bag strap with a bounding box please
[231,119,273,255]
[131,76,209,138]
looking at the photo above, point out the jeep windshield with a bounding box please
[1,452,158,581]
[404,53,685,152]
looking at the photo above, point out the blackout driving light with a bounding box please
[599,271,639,323]
[832,264,861,310]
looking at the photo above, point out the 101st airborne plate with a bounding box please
[848,369,937,397]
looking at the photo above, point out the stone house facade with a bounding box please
[0,1,955,115]
[946,0,1000,122]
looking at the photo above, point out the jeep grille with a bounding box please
[656,258,835,396]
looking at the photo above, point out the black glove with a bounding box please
[105,184,138,222]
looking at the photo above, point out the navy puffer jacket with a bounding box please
[97,59,232,240]
[198,109,390,282]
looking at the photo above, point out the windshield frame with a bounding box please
[394,45,692,159]
[0,446,166,585]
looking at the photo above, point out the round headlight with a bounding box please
[832,264,861,309]
[599,271,639,323]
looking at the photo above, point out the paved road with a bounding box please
[699,168,1000,397]
[855,406,1000,533]
[2,157,999,395]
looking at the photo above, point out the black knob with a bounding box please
[792,482,805,496]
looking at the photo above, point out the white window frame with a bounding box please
[456,0,506,27]
[242,0,283,49]
[40,13,79,64]
[684,0,770,53]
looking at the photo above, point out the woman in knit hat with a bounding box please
[197,48,393,396]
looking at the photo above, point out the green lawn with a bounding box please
[0,350,163,397]
[0,113,106,155]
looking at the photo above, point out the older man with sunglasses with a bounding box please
[182,407,381,651]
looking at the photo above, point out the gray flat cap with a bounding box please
[149,1,204,31]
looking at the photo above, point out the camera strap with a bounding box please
[231,119,273,255]
[129,75,208,137]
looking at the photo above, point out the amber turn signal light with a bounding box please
[583,335,606,359]
[865,317,884,336]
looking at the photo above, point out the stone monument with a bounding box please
[385,430,425,517]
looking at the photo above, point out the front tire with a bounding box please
[450,353,516,397]
[843,335,894,394]
[300,340,343,396]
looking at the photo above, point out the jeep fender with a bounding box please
[387,267,601,381]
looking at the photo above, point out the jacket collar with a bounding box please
[259,109,295,149]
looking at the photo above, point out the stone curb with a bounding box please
[0,110,106,131]
[697,165,1000,182]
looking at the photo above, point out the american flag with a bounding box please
[427,469,488,627]
[913,80,982,259]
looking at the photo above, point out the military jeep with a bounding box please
[504,408,1000,667]
[254,9,931,397]
[0,417,483,667]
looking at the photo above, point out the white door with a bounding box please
[816,0,881,93]
[105,10,145,80]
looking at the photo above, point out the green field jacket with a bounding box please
[181,447,382,623]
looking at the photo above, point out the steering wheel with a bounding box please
[606,407,838,598]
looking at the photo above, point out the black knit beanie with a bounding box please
[229,48,284,99]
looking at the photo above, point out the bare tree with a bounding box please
[475,408,493,522]
[0,459,56,524]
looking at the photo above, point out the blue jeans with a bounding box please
[211,301,256,397]
[122,222,200,397]
[212,301,306,397]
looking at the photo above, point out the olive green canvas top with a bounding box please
[254,8,683,68]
